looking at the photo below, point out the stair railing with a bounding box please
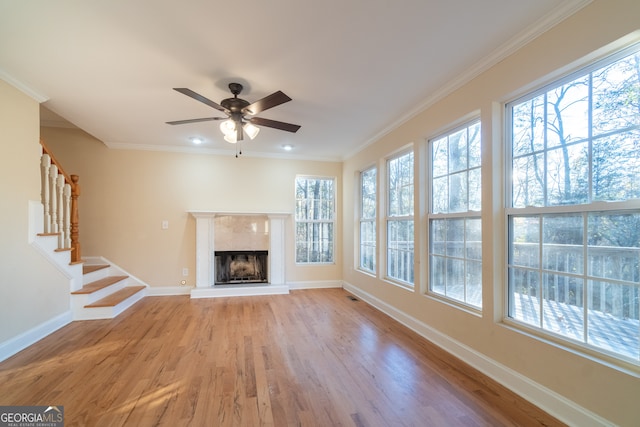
[40,140,81,263]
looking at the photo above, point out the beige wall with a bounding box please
[42,127,342,287]
[343,1,640,425]
[0,79,70,343]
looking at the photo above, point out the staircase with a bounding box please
[36,140,147,321]
[71,263,146,320]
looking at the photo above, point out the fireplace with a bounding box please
[189,211,289,297]
[215,250,268,285]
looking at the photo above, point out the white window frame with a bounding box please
[505,43,640,365]
[359,166,377,274]
[295,176,336,264]
[428,119,482,309]
[385,150,414,287]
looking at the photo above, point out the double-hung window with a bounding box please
[359,167,377,273]
[506,44,640,363]
[386,151,414,285]
[295,176,335,264]
[429,121,482,308]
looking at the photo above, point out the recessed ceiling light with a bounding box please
[282,144,293,151]
[190,137,203,145]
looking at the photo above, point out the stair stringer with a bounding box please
[73,256,149,320]
[28,200,83,292]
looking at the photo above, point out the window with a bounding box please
[386,151,414,285]
[359,167,377,273]
[295,177,335,263]
[429,121,482,308]
[507,45,640,362]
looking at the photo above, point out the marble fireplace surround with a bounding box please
[188,211,290,298]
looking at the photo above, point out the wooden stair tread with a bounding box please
[71,275,128,294]
[83,264,109,274]
[85,286,146,308]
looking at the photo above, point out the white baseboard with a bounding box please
[146,286,193,296]
[342,281,613,427]
[288,280,342,290]
[191,283,290,298]
[0,311,72,363]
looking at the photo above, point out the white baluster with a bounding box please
[56,174,65,248]
[63,183,72,249]
[41,154,51,233]
[49,164,58,233]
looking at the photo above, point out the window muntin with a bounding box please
[295,177,335,264]
[359,167,377,273]
[429,121,482,308]
[387,151,414,285]
[507,45,640,363]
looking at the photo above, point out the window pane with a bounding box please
[542,273,584,341]
[509,267,541,326]
[467,260,483,307]
[512,154,544,208]
[512,94,545,156]
[446,218,465,258]
[587,281,640,360]
[468,168,481,211]
[468,122,482,168]
[542,215,583,274]
[546,76,589,147]
[593,130,640,202]
[360,220,376,272]
[432,137,448,177]
[466,218,482,261]
[510,216,540,268]
[361,168,377,218]
[592,52,640,136]
[546,143,588,206]
[387,219,414,284]
[432,176,448,213]
[430,219,446,255]
[449,129,467,172]
[448,171,467,212]
[587,212,640,282]
[388,152,414,217]
[446,258,465,301]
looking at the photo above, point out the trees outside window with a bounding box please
[429,121,482,308]
[359,167,377,273]
[387,151,414,285]
[507,45,640,362]
[295,177,335,263]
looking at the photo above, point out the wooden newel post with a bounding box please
[70,174,81,263]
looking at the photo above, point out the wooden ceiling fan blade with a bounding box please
[166,117,223,125]
[243,91,292,115]
[250,117,301,133]
[173,88,227,112]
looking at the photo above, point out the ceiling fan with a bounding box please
[166,82,301,143]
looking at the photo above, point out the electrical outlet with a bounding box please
[162,220,169,229]
[182,268,188,276]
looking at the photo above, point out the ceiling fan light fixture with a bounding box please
[224,133,237,144]
[219,119,236,136]
[243,122,260,140]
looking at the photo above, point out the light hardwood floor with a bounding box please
[0,289,564,426]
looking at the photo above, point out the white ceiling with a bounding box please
[0,1,590,161]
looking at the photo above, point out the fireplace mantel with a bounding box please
[188,211,290,298]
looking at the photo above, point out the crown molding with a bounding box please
[344,0,594,161]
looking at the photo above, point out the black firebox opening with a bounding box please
[214,250,268,285]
